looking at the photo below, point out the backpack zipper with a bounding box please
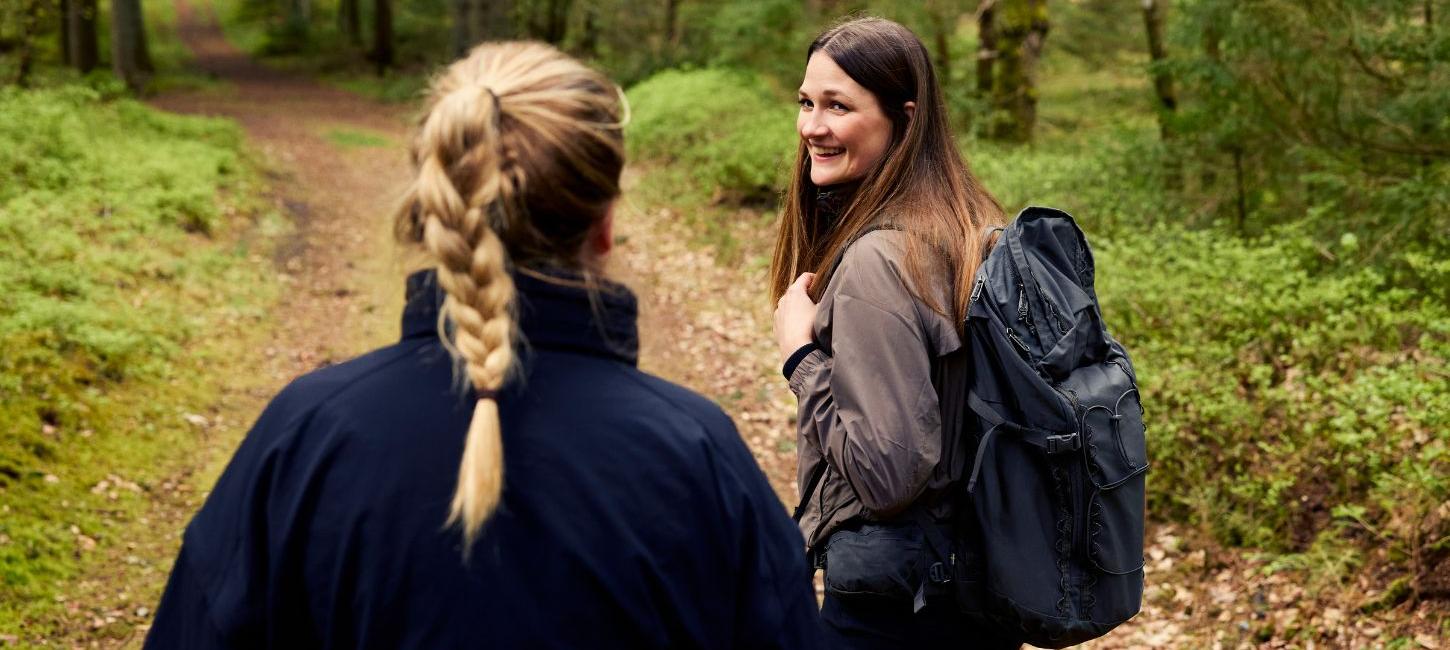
[1006,327,1031,361]
[1053,384,1091,612]
[1017,282,1038,338]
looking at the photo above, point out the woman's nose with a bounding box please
[799,112,829,139]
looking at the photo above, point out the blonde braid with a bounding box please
[412,82,517,550]
[397,42,626,552]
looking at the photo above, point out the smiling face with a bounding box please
[797,52,898,187]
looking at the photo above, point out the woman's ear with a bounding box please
[904,101,917,120]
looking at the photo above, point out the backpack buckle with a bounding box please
[1046,432,1081,454]
[928,561,953,584]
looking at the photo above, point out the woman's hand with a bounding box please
[774,273,818,364]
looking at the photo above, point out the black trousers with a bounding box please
[820,593,1022,650]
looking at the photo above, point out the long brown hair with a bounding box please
[769,16,1003,326]
[394,42,625,549]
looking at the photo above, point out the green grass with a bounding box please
[325,126,394,148]
[0,84,286,640]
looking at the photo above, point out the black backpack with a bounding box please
[919,206,1148,647]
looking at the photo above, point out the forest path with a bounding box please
[46,0,413,646]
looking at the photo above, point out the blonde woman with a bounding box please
[146,43,821,649]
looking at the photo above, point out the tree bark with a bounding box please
[110,0,154,92]
[290,0,310,25]
[665,0,680,48]
[1232,144,1247,233]
[975,0,996,98]
[451,0,472,58]
[1019,0,1047,139]
[1142,0,1176,140]
[476,0,514,41]
[370,0,393,73]
[338,0,361,45]
[926,0,952,84]
[68,0,99,73]
[990,0,1047,142]
[528,0,569,44]
[11,0,43,85]
[59,0,71,66]
[578,5,598,57]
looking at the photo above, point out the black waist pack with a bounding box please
[820,522,924,601]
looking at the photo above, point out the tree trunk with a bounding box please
[110,0,154,92]
[370,0,393,73]
[338,0,361,45]
[528,0,569,44]
[12,0,43,85]
[1200,15,1222,189]
[975,0,996,98]
[547,0,571,44]
[290,0,309,23]
[1018,0,1047,140]
[990,0,1047,142]
[451,0,472,58]
[1232,144,1247,233]
[577,5,598,57]
[68,0,99,73]
[1141,0,1176,140]
[59,0,71,66]
[476,0,514,41]
[665,0,681,51]
[926,0,952,84]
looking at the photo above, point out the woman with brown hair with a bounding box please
[145,42,821,649]
[772,16,1022,648]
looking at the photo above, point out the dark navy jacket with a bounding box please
[145,270,822,649]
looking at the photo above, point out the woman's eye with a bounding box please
[829,102,848,112]
[798,98,813,109]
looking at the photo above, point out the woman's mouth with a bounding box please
[810,145,844,162]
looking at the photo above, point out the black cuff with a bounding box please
[782,343,820,380]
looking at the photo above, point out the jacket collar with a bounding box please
[815,179,862,225]
[401,268,639,366]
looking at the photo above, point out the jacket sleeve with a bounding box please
[144,543,232,649]
[697,412,824,650]
[144,380,324,649]
[788,236,943,519]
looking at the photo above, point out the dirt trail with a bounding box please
[45,0,409,645]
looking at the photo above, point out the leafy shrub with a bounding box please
[1094,224,1448,558]
[626,68,796,203]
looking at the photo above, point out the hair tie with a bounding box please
[476,388,500,401]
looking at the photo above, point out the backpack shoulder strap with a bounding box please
[792,463,825,523]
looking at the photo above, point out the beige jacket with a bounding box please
[789,229,974,550]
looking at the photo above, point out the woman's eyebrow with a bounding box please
[798,87,853,102]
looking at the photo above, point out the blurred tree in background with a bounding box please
[1164,0,1447,255]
